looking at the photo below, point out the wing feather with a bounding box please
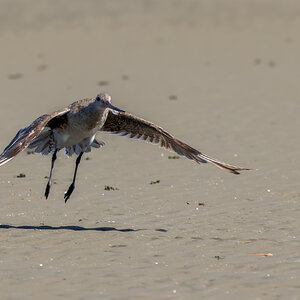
[101,111,249,174]
[0,108,70,166]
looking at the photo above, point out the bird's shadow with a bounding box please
[0,224,168,233]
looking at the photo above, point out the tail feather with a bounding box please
[27,131,50,149]
[64,137,105,157]
[28,130,53,155]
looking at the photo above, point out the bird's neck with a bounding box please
[86,105,109,130]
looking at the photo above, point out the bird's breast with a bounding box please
[53,106,106,148]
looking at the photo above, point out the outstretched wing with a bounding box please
[0,108,70,166]
[101,111,249,174]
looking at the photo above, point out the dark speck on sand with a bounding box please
[16,173,26,178]
[214,256,225,260]
[37,64,47,71]
[150,180,160,185]
[168,95,177,100]
[104,185,119,191]
[98,80,109,86]
[8,73,23,79]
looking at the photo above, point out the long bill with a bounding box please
[107,103,125,113]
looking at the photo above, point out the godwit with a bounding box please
[0,93,249,202]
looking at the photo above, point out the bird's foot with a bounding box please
[64,183,75,203]
[45,182,51,199]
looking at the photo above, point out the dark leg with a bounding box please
[45,149,58,199]
[64,151,83,203]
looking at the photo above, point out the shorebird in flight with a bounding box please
[0,93,249,202]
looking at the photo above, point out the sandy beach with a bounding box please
[0,1,300,299]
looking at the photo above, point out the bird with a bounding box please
[0,93,249,202]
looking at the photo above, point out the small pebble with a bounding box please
[17,173,26,178]
[104,185,119,191]
[150,180,160,185]
[214,255,224,260]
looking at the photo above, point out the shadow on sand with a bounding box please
[0,224,168,233]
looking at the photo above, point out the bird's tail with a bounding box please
[27,130,53,155]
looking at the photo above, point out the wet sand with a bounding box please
[0,1,300,299]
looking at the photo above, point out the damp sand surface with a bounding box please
[0,1,300,299]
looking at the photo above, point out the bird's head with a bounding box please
[95,93,125,112]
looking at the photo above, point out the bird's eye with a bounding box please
[96,95,101,101]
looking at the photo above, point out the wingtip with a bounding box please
[229,167,251,175]
[0,155,14,167]
[200,153,250,175]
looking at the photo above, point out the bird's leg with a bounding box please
[45,149,57,199]
[64,151,83,203]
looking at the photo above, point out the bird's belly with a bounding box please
[54,129,96,148]
[56,133,77,147]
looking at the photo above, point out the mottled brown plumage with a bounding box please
[0,93,249,202]
[101,111,248,174]
[0,108,69,166]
